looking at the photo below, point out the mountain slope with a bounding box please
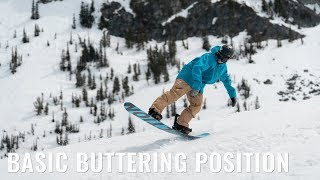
[1,96,320,180]
[99,0,320,41]
[0,1,320,179]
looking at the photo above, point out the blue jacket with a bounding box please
[177,46,236,98]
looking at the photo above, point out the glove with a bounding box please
[189,89,199,97]
[231,97,237,107]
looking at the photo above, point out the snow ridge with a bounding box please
[162,2,198,26]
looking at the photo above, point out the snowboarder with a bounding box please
[148,45,237,134]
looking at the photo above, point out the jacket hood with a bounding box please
[210,46,220,54]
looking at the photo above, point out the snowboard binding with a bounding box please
[148,108,163,121]
[172,114,192,134]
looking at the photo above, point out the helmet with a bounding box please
[216,45,234,63]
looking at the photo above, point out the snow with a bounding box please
[0,0,320,179]
[1,96,320,179]
[162,2,198,26]
[109,0,135,16]
[305,3,320,14]
[212,17,218,25]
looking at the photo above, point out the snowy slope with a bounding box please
[0,96,320,180]
[0,0,317,148]
[0,0,320,179]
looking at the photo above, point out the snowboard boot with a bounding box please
[148,108,163,121]
[172,114,192,134]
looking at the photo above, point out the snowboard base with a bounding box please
[124,102,210,140]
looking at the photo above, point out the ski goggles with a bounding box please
[217,51,232,63]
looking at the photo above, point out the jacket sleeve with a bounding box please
[191,53,211,91]
[220,67,237,98]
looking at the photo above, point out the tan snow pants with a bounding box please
[150,79,203,127]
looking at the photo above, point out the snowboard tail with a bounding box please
[124,102,209,140]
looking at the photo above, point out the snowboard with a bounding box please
[124,102,210,140]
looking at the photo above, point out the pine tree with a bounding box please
[122,76,130,96]
[170,102,177,117]
[255,96,260,109]
[79,2,87,26]
[277,39,282,47]
[261,0,269,13]
[168,40,177,65]
[137,63,141,75]
[110,68,114,80]
[145,67,151,84]
[44,103,49,115]
[52,111,55,122]
[90,0,95,13]
[69,32,73,45]
[236,103,240,112]
[34,24,40,37]
[79,2,94,28]
[10,47,19,74]
[62,108,68,126]
[274,0,287,19]
[88,42,97,62]
[82,87,88,103]
[147,46,168,84]
[136,27,147,50]
[31,124,35,135]
[203,98,207,109]
[133,63,139,81]
[243,101,247,111]
[116,42,119,53]
[100,31,109,48]
[177,60,181,72]
[121,127,125,135]
[127,116,135,134]
[202,36,211,51]
[268,0,273,9]
[35,2,40,19]
[221,36,228,44]
[288,27,294,42]
[100,102,106,119]
[74,96,80,108]
[163,68,170,82]
[166,107,170,118]
[112,76,120,94]
[91,75,96,90]
[22,28,29,43]
[60,50,66,71]
[93,104,97,116]
[99,83,104,101]
[127,64,132,74]
[60,100,63,111]
[87,70,92,87]
[66,45,71,71]
[34,96,44,115]
[63,133,69,146]
[183,97,188,107]
[99,129,103,138]
[75,70,84,87]
[182,40,189,49]
[72,13,76,29]
[125,28,134,49]
[102,48,109,67]
[108,123,112,137]
[13,30,17,38]
[77,43,88,71]
[31,140,37,151]
[31,0,36,19]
